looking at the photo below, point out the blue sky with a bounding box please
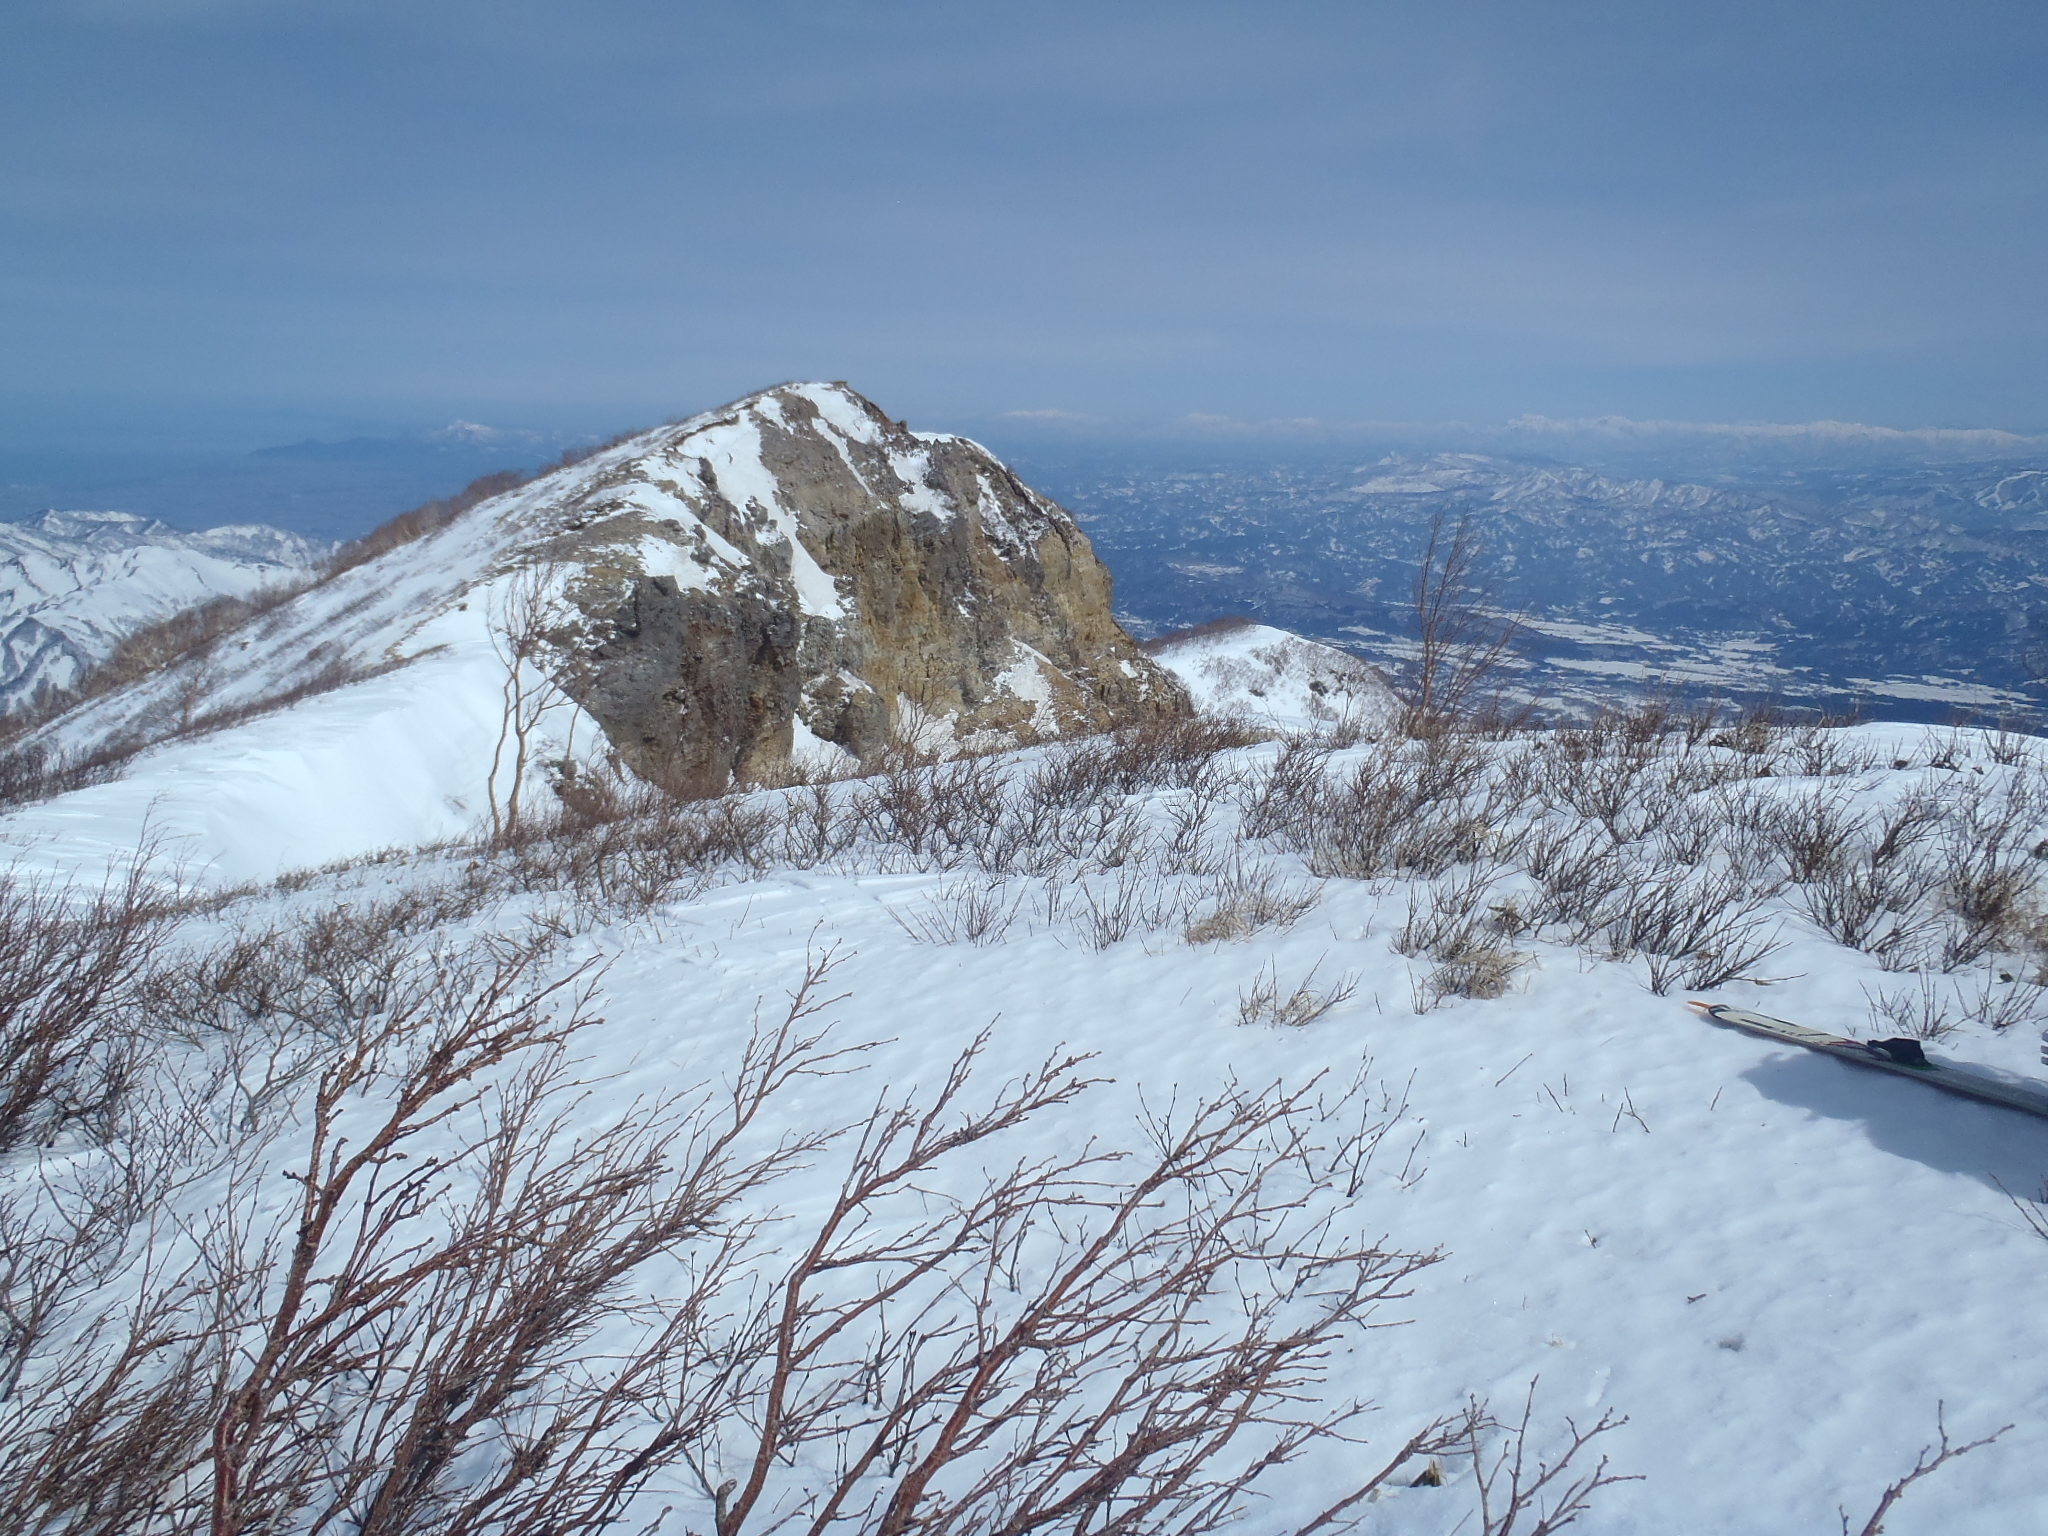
[5,0,2047,449]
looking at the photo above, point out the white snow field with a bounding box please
[4,699,2047,1534]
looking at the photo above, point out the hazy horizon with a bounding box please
[7,1,2048,455]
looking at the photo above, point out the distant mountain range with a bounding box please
[0,510,324,714]
[1013,447,2048,721]
[0,424,575,542]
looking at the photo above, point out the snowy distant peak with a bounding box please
[0,511,324,715]
[1509,412,2047,455]
[24,509,170,545]
[429,419,512,445]
[8,509,326,566]
[1146,620,1397,735]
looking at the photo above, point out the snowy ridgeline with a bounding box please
[4,707,2047,1535]
[0,510,325,714]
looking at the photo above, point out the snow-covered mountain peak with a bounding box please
[9,382,1181,880]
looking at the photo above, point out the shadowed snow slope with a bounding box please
[2,384,1180,884]
[0,511,322,714]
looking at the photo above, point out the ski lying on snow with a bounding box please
[1687,1001,2048,1120]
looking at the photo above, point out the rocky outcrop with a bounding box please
[527,383,1186,793]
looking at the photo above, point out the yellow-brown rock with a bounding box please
[532,382,1186,794]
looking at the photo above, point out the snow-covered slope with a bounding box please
[4,713,2046,1534]
[3,475,607,883]
[1146,619,1399,734]
[0,510,323,714]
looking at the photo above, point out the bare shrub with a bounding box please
[197,943,818,1536]
[1463,1383,1636,1536]
[1984,724,2035,767]
[1155,770,1236,875]
[1961,968,2048,1034]
[565,793,782,912]
[1707,705,1784,759]
[1419,946,1528,1009]
[1030,715,1259,805]
[1184,857,1321,943]
[1402,512,1524,739]
[1237,958,1361,1028]
[1069,864,1196,949]
[1398,873,1530,1010]
[852,756,1010,870]
[1535,737,1682,845]
[1877,961,2048,1041]
[1800,833,1945,970]
[1765,784,1868,884]
[0,865,168,1153]
[1840,1404,2009,1536]
[686,1045,1465,1535]
[1657,789,1734,867]
[891,876,1024,946]
[1774,721,1879,779]
[1017,793,1148,877]
[1522,826,1632,944]
[143,889,537,1132]
[0,740,125,809]
[1236,736,1335,843]
[1296,736,1503,880]
[0,942,860,1536]
[772,779,863,868]
[0,1177,234,1536]
[1396,866,1501,958]
[1939,839,2040,971]
[1862,974,1961,1042]
[1599,861,1784,994]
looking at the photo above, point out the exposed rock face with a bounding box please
[536,383,1186,792]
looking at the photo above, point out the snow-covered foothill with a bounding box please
[0,510,324,714]
[1146,618,1400,734]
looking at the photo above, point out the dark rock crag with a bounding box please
[533,382,1185,793]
